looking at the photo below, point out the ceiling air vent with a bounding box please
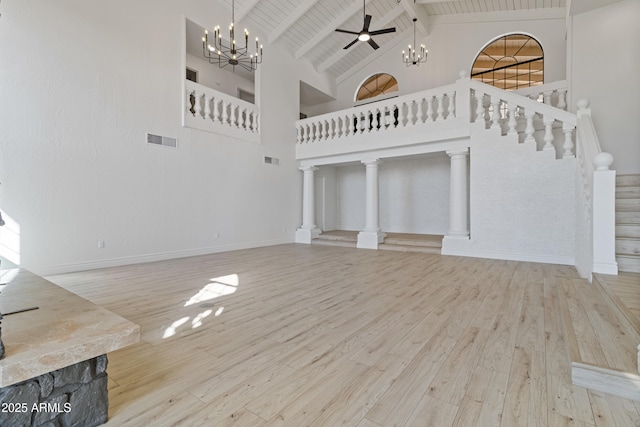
[146,133,178,148]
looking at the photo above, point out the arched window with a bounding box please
[356,73,398,101]
[471,34,543,90]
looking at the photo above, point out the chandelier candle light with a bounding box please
[202,0,262,72]
[402,18,427,66]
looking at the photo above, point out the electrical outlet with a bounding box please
[97,240,105,249]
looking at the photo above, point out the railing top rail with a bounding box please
[185,79,258,112]
[296,82,458,127]
[469,80,575,126]
[512,80,568,97]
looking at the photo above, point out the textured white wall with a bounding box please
[444,126,576,264]
[568,0,640,174]
[0,0,322,274]
[334,156,450,234]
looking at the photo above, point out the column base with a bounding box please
[357,231,386,249]
[295,227,321,244]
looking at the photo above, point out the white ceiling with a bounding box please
[211,0,566,81]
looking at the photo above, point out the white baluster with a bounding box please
[543,115,555,151]
[220,100,228,125]
[296,125,302,144]
[425,97,434,122]
[359,112,366,133]
[409,100,417,125]
[436,95,445,121]
[543,91,553,106]
[507,104,518,135]
[557,90,567,111]
[400,103,408,127]
[352,113,358,135]
[416,98,424,124]
[374,108,382,131]
[193,91,203,118]
[524,110,536,144]
[342,115,349,136]
[447,91,456,119]
[235,106,241,128]
[323,120,330,140]
[306,123,312,142]
[491,96,502,130]
[242,108,248,129]
[211,99,219,123]
[562,123,575,158]
[202,95,211,120]
[474,91,484,123]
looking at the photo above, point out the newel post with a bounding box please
[592,152,618,275]
[456,70,471,124]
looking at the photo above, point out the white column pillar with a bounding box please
[295,166,320,244]
[357,159,386,249]
[445,148,470,239]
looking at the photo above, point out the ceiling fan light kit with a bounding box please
[335,0,396,50]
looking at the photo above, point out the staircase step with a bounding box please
[616,199,640,212]
[617,255,640,273]
[616,224,640,239]
[311,239,357,248]
[617,174,640,187]
[616,186,640,199]
[617,211,640,224]
[314,234,357,242]
[616,237,640,256]
[383,236,442,248]
[378,243,441,254]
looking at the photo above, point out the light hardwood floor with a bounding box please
[47,244,640,426]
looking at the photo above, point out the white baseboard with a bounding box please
[572,361,640,402]
[35,238,293,276]
[441,247,575,266]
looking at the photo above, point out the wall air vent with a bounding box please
[264,156,280,166]
[146,133,178,148]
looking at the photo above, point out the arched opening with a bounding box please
[355,73,398,102]
[471,34,543,90]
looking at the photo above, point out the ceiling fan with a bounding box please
[335,0,396,50]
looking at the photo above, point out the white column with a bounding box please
[295,166,320,244]
[357,159,385,249]
[445,148,470,239]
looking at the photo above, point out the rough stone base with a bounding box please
[0,355,108,427]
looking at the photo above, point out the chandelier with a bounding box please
[402,18,427,67]
[202,0,262,72]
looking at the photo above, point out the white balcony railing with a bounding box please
[183,80,259,143]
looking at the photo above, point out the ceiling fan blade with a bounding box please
[368,38,379,50]
[369,27,396,36]
[343,38,359,50]
[335,28,360,35]
[363,14,372,32]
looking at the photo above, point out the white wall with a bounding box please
[568,0,640,174]
[308,11,567,116]
[186,53,255,99]
[333,156,450,234]
[0,0,324,274]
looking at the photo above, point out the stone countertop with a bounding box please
[0,269,140,387]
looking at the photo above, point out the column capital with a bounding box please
[446,148,469,158]
[361,159,383,166]
[299,165,318,172]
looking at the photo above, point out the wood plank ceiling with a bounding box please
[214,0,566,82]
